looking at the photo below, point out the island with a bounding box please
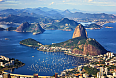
[20,38,42,47]
[105,26,113,28]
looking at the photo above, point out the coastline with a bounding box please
[20,42,91,61]
[0,55,25,74]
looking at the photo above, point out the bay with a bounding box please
[0,22,116,76]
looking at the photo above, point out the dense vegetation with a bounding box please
[49,37,87,49]
[20,38,42,47]
[45,25,58,30]
[49,37,106,51]
[20,37,107,55]
[10,58,25,68]
[83,66,99,75]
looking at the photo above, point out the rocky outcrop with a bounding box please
[49,23,107,56]
[16,22,30,32]
[71,38,107,56]
[72,24,87,38]
[71,24,107,55]
[83,44,101,56]
[16,22,45,34]
[72,48,83,54]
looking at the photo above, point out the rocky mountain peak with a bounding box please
[72,24,87,38]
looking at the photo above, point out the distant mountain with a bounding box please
[1,7,116,24]
[58,18,79,29]
[45,25,58,30]
[0,9,17,14]
[45,10,63,19]
[64,12,116,19]
[61,9,72,15]
[16,22,45,35]
[24,8,63,19]
[69,9,81,13]
[38,7,53,12]
[48,10,60,14]
[0,14,38,23]
[0,14,55,24]
[38,7,63,13]
[45,18,80,31]
[85,23,102,29]
[0,8,63,20]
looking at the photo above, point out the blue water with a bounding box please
[0,23,116,76]
[87,23,116,52]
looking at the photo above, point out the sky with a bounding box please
[0,0,116,13]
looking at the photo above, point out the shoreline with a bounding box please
[0,55,25,75]
[0,63,25,72]
[20,42,91,61]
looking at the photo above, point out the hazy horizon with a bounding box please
[0,0,116,14]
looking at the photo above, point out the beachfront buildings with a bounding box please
[0,55,14,67]
[59,52,116,78]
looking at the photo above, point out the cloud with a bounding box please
[0,0,19,4]
[88,0,93,2]
[0,0,18,3]
[0,0,5,2]
[88,1,116,6]
[49,2,54,5]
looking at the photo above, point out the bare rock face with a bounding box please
[16,22,30,32]
[71,38,107,56]
[83,44,101,56]
[72,24,87,38]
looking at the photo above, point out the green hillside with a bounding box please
[49,37,87,49]
[48,37,107,55]
[20,38,42,47]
